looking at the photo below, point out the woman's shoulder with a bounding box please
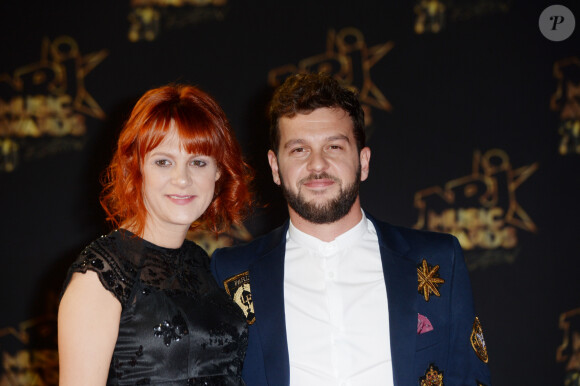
[65,230,142,306]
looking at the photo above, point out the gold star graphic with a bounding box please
[417,259,445,302]
[5,36,109,120]
[267,27,394,112]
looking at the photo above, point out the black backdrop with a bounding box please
[1,0,579,384]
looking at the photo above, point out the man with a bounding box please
[211,73,491,385]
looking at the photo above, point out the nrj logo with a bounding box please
[551,57,580,155]
[0,294,58,385]
[414,0,512,34]
[268,27,393,139]
[413,149,538,267]
[128,0,228,42]
[557,307,580,384]
[0,36,108,172]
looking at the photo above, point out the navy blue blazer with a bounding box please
[211,212,491,385]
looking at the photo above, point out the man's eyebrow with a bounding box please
[283,139,306,149]
[327,135,350,142]
[282,135,350,149]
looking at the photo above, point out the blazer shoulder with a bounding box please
[369,213,458,257]
[212,222,288,268]
[393,224,457,247]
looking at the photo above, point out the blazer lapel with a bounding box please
[249,223,290,386]
[369,215,418,386]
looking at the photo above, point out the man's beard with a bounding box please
[279,168,361,224]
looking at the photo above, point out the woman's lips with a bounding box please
[167,195,195,205]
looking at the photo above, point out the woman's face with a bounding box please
[141,125,220,239]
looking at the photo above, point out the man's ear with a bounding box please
[360,147,371,182]
[267,150,281,185]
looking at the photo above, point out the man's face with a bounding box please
[268,107,370,224]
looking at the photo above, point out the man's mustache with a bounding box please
[298,172,340,186]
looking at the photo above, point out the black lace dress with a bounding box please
[62,229,248,385]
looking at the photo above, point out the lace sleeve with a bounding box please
[61,236,136,307]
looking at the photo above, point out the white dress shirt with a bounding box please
[284,211,394,386]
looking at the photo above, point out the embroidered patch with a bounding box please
[419,363,444,386]
[470,317,488,363]
[223,271,255,325]
[417,259,445,302]
[417,313,434,334]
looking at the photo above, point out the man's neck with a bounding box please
[288,199,364,242]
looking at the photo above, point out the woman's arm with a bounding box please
[58,271,122,386]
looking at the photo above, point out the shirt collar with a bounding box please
[288,209,369,254]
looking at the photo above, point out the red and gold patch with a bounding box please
[419,363,444,386]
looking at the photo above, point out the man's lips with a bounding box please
[167,194,195,204]
[302,178,335,189]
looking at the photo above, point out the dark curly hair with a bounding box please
[268,72,365,153]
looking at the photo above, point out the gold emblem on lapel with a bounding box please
[223,271,255,325]
[470,317,488,363]
[417,259,445,301]
[419,363,444,386]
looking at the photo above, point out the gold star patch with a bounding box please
[417,259,445,301]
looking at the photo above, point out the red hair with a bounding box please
[100,84,253,236]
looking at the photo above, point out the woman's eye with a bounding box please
[155,159,171,167]
[191,159,207,167]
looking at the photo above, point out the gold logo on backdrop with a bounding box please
[267,27,393,139]
[413,149,538,269]
[0,36,108,172]
[186,223,252,256]
[414,0,446,34]
[551,57,580,155]
[557,307,580,384]
[414,0,511,34]
[128,0,228,42]
[0,294,58,385]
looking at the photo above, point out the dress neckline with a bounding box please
[115,228,188,258]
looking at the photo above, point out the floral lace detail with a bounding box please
[67,234,136,305]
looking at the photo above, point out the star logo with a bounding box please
[550,56,580,155]
[413,149,538,251]
[267,27,393,137]
[0,36,108,171]
[417,259,445,302]
[0,35,108,122]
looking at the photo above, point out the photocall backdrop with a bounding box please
[1,0,579,384]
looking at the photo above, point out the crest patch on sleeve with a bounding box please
[223,271,255,325]
[419,363,444,386]
[470,317,488,363]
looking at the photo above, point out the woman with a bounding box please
[58,84,253,385]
